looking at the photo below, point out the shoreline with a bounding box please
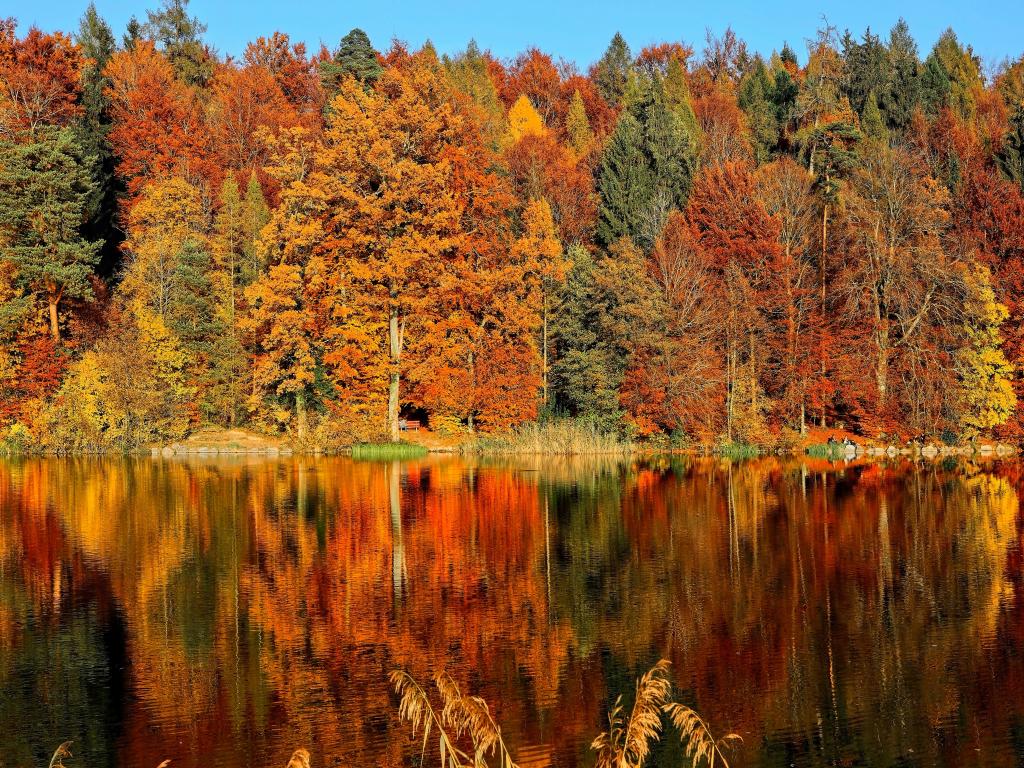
[1,440,1017,460]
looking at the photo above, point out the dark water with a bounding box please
[1,455,1023,768]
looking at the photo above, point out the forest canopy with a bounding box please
[2,1,1024,450]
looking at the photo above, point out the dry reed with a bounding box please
[45,744,174,768]
[664,702,742,768]
[48,743,73,768]
[591,660,672,768]
[390,670,517,768]
[392,660,739,768]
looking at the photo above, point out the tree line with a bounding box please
[2,0,1024,449]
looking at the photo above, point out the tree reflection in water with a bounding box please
[0,454,1022,768]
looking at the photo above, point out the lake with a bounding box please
[1,455,1022,768]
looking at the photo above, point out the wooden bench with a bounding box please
[399,419,423,431]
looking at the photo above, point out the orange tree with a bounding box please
[312,52,523,437]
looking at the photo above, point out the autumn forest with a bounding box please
[3,1,1024,451]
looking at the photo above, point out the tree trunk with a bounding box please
[876,334,889,407]
[48,290,60,343]
[296,391,308,440]
[468,349,475,433]
[874,284,889,407]
[388,309,401,442]
[819,194,829,428]
[748,330,756,414]
[542,292,549,409]
[726,335,735,442]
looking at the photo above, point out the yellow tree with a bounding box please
[508,93,545,141]
[120,177,208,433]
[957,264,1016,434]
[514,198,566,408]
[313,55,474,440]
[244,262,317,436]
[242,127,324,437]
[121,177,207,318]
[211,174,243,327]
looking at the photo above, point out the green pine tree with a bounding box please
[165,239,246,425]
[241,173,270,285]
[75,3,121,275]
[881,19,921,134]
[592,32,632,106]
[841,28,889,117]
[596,112,652,246]
[771,60,799,129]
[921,54,952,115]
[550,246,628,431]
[0,128,100,342]
[860,92,889,142]
[166,238,219,350]
[321,28,383,100]
[780,42,798,68]
[641,76,698,226]
[739,57,780,164]
[596,72,699,247]
[997,107,1024,192]
[122,16,142,50]
[143,0,211,86]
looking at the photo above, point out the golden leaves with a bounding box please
[507,95,545,142]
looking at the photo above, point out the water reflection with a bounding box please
[0,455,1022,768]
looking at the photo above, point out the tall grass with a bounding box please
[805,442,845,459]
[350,442,428,460]
[716,441,759,459]
[469,418,633,455]
[392,660,740,768]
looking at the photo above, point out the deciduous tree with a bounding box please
[0,22,83,136]
[104,41,212,202]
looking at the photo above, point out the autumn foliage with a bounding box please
[2,6,1024,448]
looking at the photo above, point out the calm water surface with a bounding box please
[1,455,1023,768]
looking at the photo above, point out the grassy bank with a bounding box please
[468,418,633,455]
[715,441,760,459]
[350,441,429,460]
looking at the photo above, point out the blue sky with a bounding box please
[8,0,1024,72]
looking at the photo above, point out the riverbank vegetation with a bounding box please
[2,3,1024,453]
[467,417,634,454]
